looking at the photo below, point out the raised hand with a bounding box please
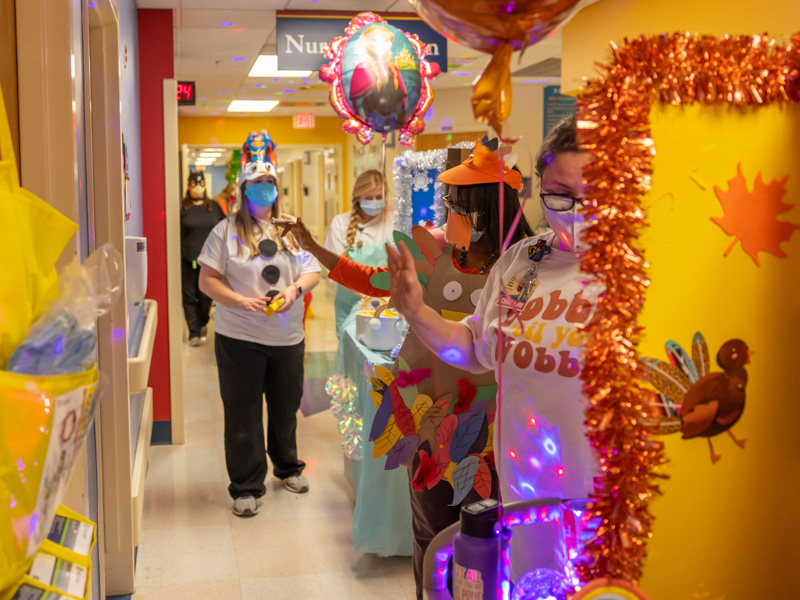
[275,216,316,251]
[386,241,424,319]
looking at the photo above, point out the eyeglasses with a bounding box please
[441,194,470,216]
[540,193,585,212]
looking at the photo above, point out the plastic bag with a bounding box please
[7,244,123,375]
[1,245,120,592]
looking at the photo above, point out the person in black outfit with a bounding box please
[180,171,225,345]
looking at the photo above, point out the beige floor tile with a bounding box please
[134,548,165,588]
[231,520,315,578]
[316,571,408,600]
[143,525,238,586]
[239,575,323,600]
[142,482,231,530]
[297,517,364,574]
[146,446,226,486]
[131,586,162,599]
[183,420,222,450]
[152,579,242,600]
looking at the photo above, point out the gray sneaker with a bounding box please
[188,336,202,347]
[233,495,258,517]
[284,475,309,493]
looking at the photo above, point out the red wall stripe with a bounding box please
[138,9,174,422]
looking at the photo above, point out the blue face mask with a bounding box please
[245,182,278,208]
[469,212,484,242]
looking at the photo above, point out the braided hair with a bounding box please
[345,169,385,251]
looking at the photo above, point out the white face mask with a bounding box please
[541,199,591,253]
[189,186,205,199]
[360,199,386,216]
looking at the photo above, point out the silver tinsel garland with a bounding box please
[325,375,363,460]
[392,142,473,234]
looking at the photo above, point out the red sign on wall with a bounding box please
[293,113,315,129]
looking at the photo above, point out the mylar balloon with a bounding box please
[408,0,581,137]
[241,129,277,168]
[320,12,440,146]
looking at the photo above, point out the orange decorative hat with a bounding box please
[438,137,523,191]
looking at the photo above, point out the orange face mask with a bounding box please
[445,211,477,251]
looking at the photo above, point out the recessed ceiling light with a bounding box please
[227,100,280,113]
[220,21,233,27]
[202,148,221,152]
[199,153,223,158]
[248,55,313,78]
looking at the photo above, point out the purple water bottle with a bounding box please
[452,498,501,600]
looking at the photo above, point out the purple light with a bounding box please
[273,78,281,82]
[199,96,206,100]
[283,88,296,93]
[239,89,246,93]
[255,84,266,88]
[454,72,471,76]
[219,21,234,27]
[112,328,126,342]
[233,57,245,62]
[88,1,95,5]
[219,90,228,94]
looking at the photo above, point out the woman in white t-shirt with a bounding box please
[198,159,321,517]
[324,169,394,335]
[386,115,602,577]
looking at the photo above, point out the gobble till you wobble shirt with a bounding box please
[462,234,603,503]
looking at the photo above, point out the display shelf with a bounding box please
[128,300,157,395]
[131,387,153,548]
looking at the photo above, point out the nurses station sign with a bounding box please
[276,12,448,74]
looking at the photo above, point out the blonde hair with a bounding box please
[345,169,386,249]
[235,181,298,257]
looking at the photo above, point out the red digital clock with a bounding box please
[177,81,196,106]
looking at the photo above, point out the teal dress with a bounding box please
[334,242,388,337]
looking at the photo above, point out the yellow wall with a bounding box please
[562,0,800,92]
[178,115,354,196]
[562,2,800,598]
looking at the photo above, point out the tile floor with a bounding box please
[132,280,415,599]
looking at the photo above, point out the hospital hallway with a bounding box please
[131,281,415,600]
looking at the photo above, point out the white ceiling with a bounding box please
[135,0,565,118]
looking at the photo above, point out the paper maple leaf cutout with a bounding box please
[711,163,800,266]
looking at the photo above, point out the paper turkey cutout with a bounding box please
[643,332,752,463]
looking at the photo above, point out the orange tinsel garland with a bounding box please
[576,32,800,584]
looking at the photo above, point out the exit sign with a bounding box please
[293,113,315,129]
[177,81,196,106]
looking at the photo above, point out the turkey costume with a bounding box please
[326,143,526,599]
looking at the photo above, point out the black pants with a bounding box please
[215,333,306,499]
[409,471,499,600]
[181,259,213,338]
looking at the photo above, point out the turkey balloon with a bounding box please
[320,12,440,146]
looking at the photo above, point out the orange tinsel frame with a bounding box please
[575,32,800,584]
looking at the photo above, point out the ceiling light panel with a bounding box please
[227,100,280,113]
[248,55,312,78]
